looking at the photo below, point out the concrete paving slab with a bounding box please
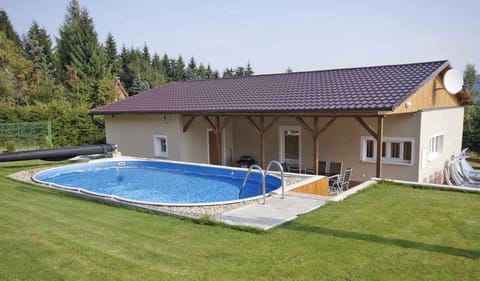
[216,192,328,230]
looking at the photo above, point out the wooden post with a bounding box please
[215,116,222,165]
[313,117,319,175]
[376,116,384,178]
[259,116,265,167]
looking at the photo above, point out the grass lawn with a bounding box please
[0,161,479,280]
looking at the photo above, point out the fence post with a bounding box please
[47,121,52,142]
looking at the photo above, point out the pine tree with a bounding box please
[286,66,293,73]
[142,43,151,65]
[56,0,81,81]
[235,66,245,77]
[130,75,150,94]
[186,57,198,80]
[464,64,477,94]
[245,61,254,76]
[168,58,176,81]
[56,0,108,105]
[205,64,213,79]
[23,21,55,76]
[0,9,22,48]
[222,68,234,78]
[151,53,163,72]
[198,63,206,80]
[104,32,118,74]
[175,56,186,81]
[161,54,171,81]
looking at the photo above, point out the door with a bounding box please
[279,126,301,168]
[208,130,219,164]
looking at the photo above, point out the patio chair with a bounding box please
[449,163,479,188]
[443,167,453,186]
[328,167,353,194]
[284,162,301,173]
[328,161,343,176]
[318,160,327,175]
[459,158,480,180]
[457,161,480,184]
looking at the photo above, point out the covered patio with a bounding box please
[181,113,386,179]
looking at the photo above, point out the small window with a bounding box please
[428,134,444,159]
[403,141,412,161]
[153,135,168,157]
[391,142,400,158]
[366,140,374,158]
[361,136,415,165]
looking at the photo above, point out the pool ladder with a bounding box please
[239,160,285,204]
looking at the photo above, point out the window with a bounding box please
[153,135,168,157]
[428,134,444,159]
[361,136,414,165]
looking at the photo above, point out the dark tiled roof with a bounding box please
[91,60,449,114]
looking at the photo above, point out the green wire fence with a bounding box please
[0,121,52,151]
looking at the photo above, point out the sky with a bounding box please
[2,0,480,74]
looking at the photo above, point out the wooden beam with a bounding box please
[376,116,384,178]
[313,117,319,175]
[182,116,196,133]
[318,117,337,136]
[246,116,261,134]
[215,116,222,165]
[219,117,231,131]
[264,116,279,133]
[355,117,377,139]
[203,116,216,130]
[295,116,314,136]
[259,116,265,167]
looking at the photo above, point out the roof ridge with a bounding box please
[167,60,449,85]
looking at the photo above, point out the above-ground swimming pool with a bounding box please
[33,159,282,206]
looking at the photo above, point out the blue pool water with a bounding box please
[33,160,282,205]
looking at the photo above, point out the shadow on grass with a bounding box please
[284,223,480,259]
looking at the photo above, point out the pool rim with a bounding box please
[31,157,283,207]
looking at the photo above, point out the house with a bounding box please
[91,60,473,184]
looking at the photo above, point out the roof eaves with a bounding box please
[90,107,392,116]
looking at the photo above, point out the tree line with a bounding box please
[462,64,480,153]
[0,0,253,147]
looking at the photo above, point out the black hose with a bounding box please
[0,144,117,162]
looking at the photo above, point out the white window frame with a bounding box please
[360,136,415,166]
[428,133,444,160]
[153,135,168,157]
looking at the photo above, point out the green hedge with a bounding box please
[0,100,105,148]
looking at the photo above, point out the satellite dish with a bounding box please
[443,69,463,95]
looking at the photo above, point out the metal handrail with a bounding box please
[240,164,266,204]
[265,160,285,199]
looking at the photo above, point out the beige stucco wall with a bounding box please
[417,107,464,183]
[178,117,209,163]
[105,114,183,160]
[105,115,233,165]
